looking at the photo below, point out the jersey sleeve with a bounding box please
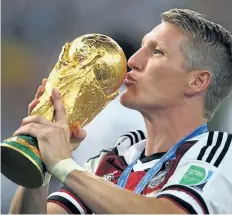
[47,150,109,214]
[157,131,232,214]
[47,185,92,214]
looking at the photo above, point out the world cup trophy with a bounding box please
[1,34,127,188]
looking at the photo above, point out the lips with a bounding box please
[124,74,136,86]
[124,73,136,86]
[126,73,136,82]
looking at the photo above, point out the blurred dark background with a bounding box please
[1,0,232,213]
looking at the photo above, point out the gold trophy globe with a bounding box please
[1,34,127,188]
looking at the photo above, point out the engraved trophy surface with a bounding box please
[1,34,127,188]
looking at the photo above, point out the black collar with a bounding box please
[139,149,167,163]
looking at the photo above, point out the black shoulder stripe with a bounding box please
[137,130,146,140]
[48,195,82,214]
[197,131,214,161]
[121,134,134,145]
[197,132,232,167]
[162,184,209,214]
[158,194,197,214]
[214,133,232,167]
[131,131,139,142]
[205,132,224,163]
[119,130,146,145]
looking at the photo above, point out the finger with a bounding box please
[71,124,86,141]
[35,78,47,99]
[77,128,86,140]
[70,141,81,151]
[35,86,43,99]
[13,122,44,137]
[42,78,47,88]
[52,88,67,124]
[21,115,52,127]
[41,78,47,95]
[28,99,40,115]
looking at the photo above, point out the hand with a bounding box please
[27,78,86,151]
[14,88,82,172]
[28,78,47,115]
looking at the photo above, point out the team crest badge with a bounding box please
[148,162,170,189]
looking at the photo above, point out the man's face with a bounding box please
[120,22,189,113]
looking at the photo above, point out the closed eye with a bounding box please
[153,49,164,55]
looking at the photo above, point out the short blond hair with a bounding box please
[162,9,232,119]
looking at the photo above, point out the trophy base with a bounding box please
[1,135,46,188]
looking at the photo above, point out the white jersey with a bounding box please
[48,130,232,214]
[158,131,232,214]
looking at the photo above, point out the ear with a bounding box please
[185,70,211,96]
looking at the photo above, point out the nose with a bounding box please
[127,47,147,71]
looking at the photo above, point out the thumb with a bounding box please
[52,88,67,124]
[70,123,86,141]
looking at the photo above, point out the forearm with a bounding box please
[64,170,185,214]
[9,185,48,214]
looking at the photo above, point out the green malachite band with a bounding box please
[3,137,46,176]
[4,135,42,159]
[19,135,39,147]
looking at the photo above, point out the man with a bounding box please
[9,8,232,214]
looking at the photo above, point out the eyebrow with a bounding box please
[141,36,167,51]
[141,36,156,47]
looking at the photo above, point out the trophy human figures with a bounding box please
[1,34,127,188]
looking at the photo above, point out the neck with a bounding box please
[142,103,207,156]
